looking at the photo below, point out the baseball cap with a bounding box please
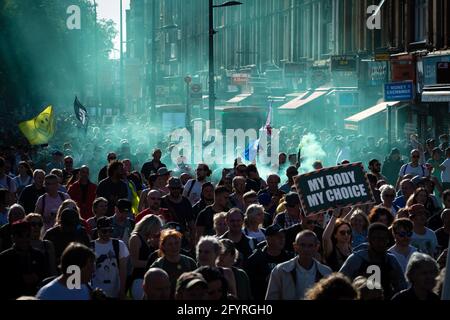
[176,272,208,293]
[285,192,300,207]
[167,177,182,189]
[265,224,285,237]
[157,167,171,176]
[116,198,132,213]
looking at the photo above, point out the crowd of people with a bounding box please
[0,120,450,300]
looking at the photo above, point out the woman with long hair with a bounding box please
[406,187,437,218]
[243,204,266,243]
[129,214,163,299]
[323,210,353,271]
[349,209,369,249]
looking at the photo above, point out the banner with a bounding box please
[295,163,374,215]
[18,105,55,145]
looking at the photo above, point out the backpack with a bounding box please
[91,239,121,269]
[402,163,425,176]
[40,192,66,214]
[186,179,197,198]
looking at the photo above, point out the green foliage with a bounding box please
[0,0,117,117]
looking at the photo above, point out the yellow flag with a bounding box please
[18,106,55,145]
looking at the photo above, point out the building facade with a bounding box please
[128,0,450,139]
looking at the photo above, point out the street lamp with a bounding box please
[209,0,242,130]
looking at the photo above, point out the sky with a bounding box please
[96,0,130,59]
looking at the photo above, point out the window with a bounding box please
[414,0,428,42]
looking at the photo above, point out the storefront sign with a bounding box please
[331,55,357,72]
[384,81,414,101]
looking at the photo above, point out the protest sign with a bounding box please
[295,162,375,215]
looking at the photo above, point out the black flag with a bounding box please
[74,96,88,127]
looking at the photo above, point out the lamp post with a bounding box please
[120,0,124,115]
[208,0,242,130]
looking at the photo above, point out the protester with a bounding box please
[349,209,369,248]
[382,148,404,186]
[244,224,292,300]
[86,197,108,231]
[229,176,246,211]
[409,204,438,257]
[67,165,97,220]
[0,220,46,300]
[388,218,417,273]
[141,149,167,182]
[96,161,128,217]
[339,223,407,299]
[192,182,214,219]
[36,243,96,300]
[213,212,228,238]
[195,266,231,300]
[273,192,301,228]
[174,271,208,300]
[243,204,266,243]
[391,252,440,301]
[182,163,211,205]
[265,230,332,300]
[196,186,230,239]
[97,152,117,183]
[323,213,353,272]
[91,216,129,299]
[13,161,33,196]
[305,273,358,300]
[150,229,197,297]
[0,204,26,251]
[18,169,46,214]
[142,268,171,300]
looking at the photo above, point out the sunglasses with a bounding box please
[339,230,352,236]
[396,231,413,238]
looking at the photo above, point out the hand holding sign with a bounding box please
[295,162,375,216]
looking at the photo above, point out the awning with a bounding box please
[422,85,450,102]
[279,89,329,110]
[227,93,252,103]
[345,101,401,123]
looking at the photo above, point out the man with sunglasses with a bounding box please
[388,218,417,273]
[91,217,129,299]
[368,159,387,182]
[135,190,171,223]
[396,149,429,189]
[183,164,211,206]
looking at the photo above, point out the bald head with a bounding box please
[143,268,171,300]
[147,189,162,210]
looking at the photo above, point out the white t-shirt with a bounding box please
[296,261,317,300]
[182,179,204,205]
[35,192,70,231]
[0,175,17,193]
[411,228,438,257]
[92,239,129,298]
[36,277,91,300]
[398,163,428,177]
[441,158,450,183]
[245,229,266,243]
[387,245,417,274]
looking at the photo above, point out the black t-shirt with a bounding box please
[18,184,46,214]
[141,160,166,181]
[435,228,449,251]
[43,226,91,264]
[192,199,208,220]
[196,205,220,236]
[0,246,47,300]
[161,195,194,231]
[96,178,129,216]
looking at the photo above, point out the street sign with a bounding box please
[331,55,357,72]
[375,53,390,61]
[295,162,375,216]
[384,81,414,101]
[232,73,250,85]
[190,84,203,99]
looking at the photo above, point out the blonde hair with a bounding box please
[244,204,264,228]
[132,214,162,237]
[56,199,82,225]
